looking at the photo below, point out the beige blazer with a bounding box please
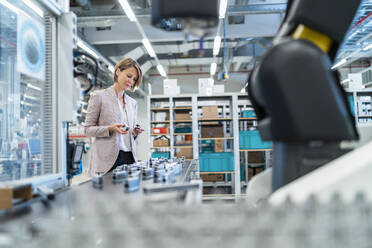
[84,86,138,176]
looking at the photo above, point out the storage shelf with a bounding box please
[239,117,257,120]
[151,134,169,136]
[199,171,234,174]
[173,107,192,110]
[240,149,272,152]
[202,182,232,187]
[151,121,170,124]
[199,137,233,140]
[198,118,233,121]
[358,115,372,118]
[173,120,192,123]
[151,146,171,149]
[150,108,170,111]
[174,146,193,148]
[174,133,192,135]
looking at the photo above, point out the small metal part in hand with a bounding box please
[121,125,130,132]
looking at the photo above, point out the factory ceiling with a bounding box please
[71,0,286,73]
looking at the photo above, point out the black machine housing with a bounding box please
[248,0,361,191]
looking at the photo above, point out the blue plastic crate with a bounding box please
[152,152,170,159]
[226,164,246,181]
[200,140,214,153]
[241,110,256,118]
[199,152,234,172]
[239,130,272,149]
[175,126,192,133]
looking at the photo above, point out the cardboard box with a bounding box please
[248,152,264,163]
[200,174,225,182]
[201,125,224,138]
[202,106,218,119]
[175,112,191,120]
[152,127,168,135]
[176,140,192,145]
[153,139,169,147]
[248,167,265,180]
[214,139,224,152]
[176,148,193,159]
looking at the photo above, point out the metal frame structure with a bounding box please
[148,93,273,196]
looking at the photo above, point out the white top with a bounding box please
[117,98,132,152]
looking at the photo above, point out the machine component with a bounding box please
[36,185,55,201]
[15,191,372,248]
[128,165,139,175]
[142,167,154,180]
[92,173,104,189]
[120,124,130,132]
[143,182,200,194]
[162,171,174,183]
[154,169,166,183]
[151,0,218,37]
[247,0,361,191]
[124,175,140,192]
[73,51,99,94]
[112,169,128,182]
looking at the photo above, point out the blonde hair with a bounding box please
[114,58,143,91]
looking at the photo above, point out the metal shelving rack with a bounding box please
[147,93,273,196]
[347,89,372,124]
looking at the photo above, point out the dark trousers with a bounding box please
[109,151,135,172]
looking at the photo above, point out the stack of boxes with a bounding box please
[199,106,234,181]
[175,110,193,159]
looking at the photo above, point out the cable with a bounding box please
[73,50,99,95]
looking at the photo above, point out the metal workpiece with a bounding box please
[154,169,166,183]
[162,171,175,183]
[37,185,55,200]
[112,170,128,181]
[6,192,372,248]
[124,175,141,193]
[116,164,128,171]
[92,173,104,189]
[128,165,140,175]
[143,182,201,194]
[142,167,154,180]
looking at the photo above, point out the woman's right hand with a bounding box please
[108,124,128,135]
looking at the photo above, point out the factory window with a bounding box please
[0,1,54,182]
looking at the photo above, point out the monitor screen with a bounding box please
[73,144,83,163]
[28,139,41,155]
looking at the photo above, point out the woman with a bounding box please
[84,58,143,176]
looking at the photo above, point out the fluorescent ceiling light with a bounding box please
[157,64,167,77]
[213,36,221,55]
[142,38,156,57]
[118,0,137,22]
[219,0,228,19]
[0,1,19,13]
[24,94,39,101]
[210,62,217,75]
[77,38,99,59]
[331,58,347,70]
[27,83,42,91]
[23,0,44,17]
